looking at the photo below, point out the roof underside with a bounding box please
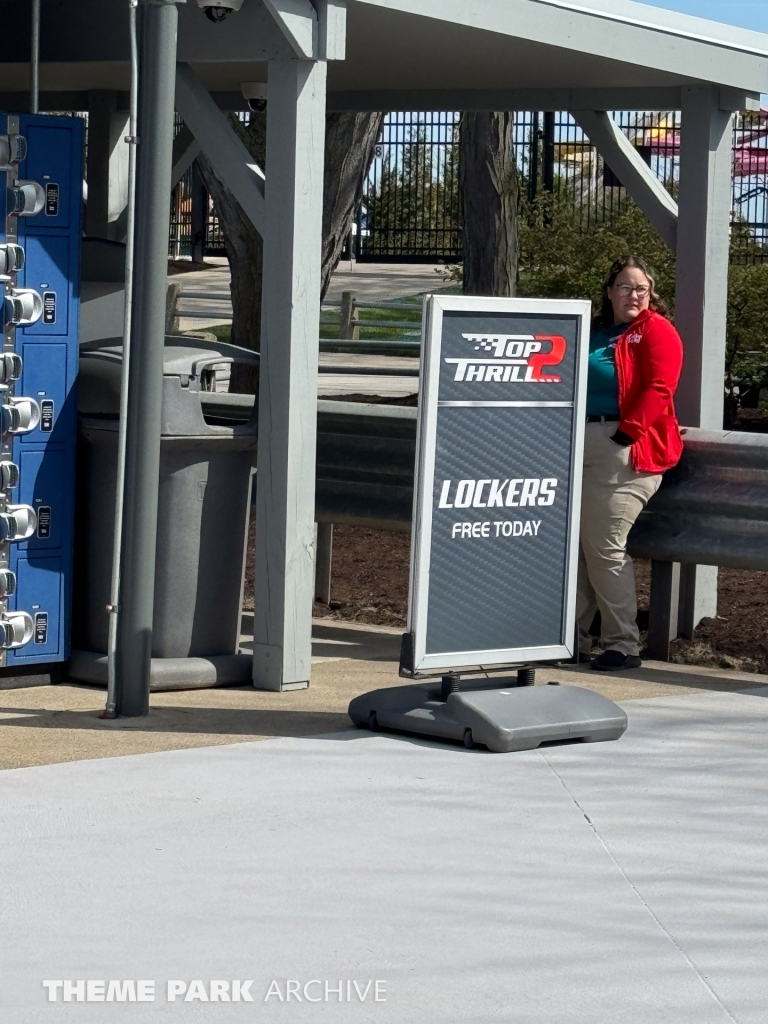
[0,0,764,103]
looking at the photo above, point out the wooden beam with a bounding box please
[252,57,327,691]
[170,124,200,188]
[326,87,685,112]
[174,63,265,234]
[674,84,734,634]
[315,0,346,60]
[572,110,678,252]
[262,0,317,59]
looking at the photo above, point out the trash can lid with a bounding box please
[80,336,259,382]
[78,336,260,418]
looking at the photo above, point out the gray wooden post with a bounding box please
[339,289,359,339]
[314,523,333,605]
[673,86,734,636]
[85,90,130,242]
[646,561,680,661]
[252,57,327,691]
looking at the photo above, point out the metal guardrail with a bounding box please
[204,386,768,664]
[313,411,768,661]
[627,428,768,660]
[316,401,417,531]
[199,396,417,530]
[628,428,768,571]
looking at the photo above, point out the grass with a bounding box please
[320,298,422,341]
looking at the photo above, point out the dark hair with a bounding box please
[594,255,669,327]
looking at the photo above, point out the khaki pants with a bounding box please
[577,422,662,657]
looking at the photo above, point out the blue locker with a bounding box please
[10,556,64,659]
[17,341,73,444]
[1,113,83,668]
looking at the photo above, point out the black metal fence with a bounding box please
[167,108,768,264]
[357,111,461,262]
[354,109,768,264]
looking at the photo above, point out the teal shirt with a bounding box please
[586,324,624,417]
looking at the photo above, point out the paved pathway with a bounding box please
[2,687,767,1021]
[170,260,445,333]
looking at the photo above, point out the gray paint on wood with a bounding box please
[647,560,680,661]
[85,90,130,242]
[352,0,768,93]
[175,63,266,234]
[263,0,318,59]
[572,110,678,252]
[171,124,201,189]
[316,0,347,61]
[314,523,333,604]
[678,563,719,639]
[675,84,734,430]
[674,85,734,635]
[252,57,327,691]
[326,87,687,112]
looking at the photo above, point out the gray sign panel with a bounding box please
[408,297,591,674]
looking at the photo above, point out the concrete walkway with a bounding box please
[0,618,765,771]
[170,260,446,333]
[1,686,767,1022]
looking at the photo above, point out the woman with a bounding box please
[579,256,683,671]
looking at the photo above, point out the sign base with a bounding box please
[348,680,627,753]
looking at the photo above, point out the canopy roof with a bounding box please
[0,0,765,110]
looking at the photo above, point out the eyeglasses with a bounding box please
[615,284,650,298]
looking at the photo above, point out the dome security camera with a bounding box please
[197,0,245,22]
[241,82,267,113]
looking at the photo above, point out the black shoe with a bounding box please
[591,650,642,672]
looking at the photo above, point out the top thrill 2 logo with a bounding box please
[445,333,567,383]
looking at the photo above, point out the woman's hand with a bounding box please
[610,429,634,447]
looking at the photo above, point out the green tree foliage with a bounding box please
[517,190,676,313]
[726,262,768,397]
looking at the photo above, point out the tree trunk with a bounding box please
[460,112,519,297]
[321,112,384,298]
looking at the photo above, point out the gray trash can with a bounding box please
[69,336,259,690]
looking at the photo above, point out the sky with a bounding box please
[645,0,768,33]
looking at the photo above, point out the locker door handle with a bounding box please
[0,504,37,541]
[1,396,40,435]
[0,611,33,649]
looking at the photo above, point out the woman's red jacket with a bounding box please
[613,309,684,473]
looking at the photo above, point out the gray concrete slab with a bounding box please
[1,689,766,1021]
[325,263,446,304]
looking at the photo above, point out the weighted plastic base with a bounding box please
[349,681,628,753]
[68,650,253,692]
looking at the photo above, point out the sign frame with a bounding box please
[406,295,592,675]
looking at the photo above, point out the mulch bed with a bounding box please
[308,526,768,674]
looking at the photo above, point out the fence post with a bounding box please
[646,560,680,661]
[314,523,333,605]
[339,289,359,340]
[165,281,181,334]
